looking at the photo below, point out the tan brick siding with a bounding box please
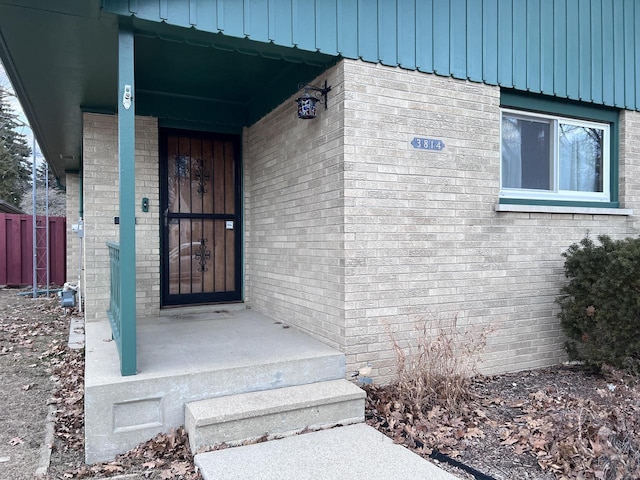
[244,63,346,350]
[82,113,160,322]
[341,60,639,382]
[65,173,81,289]
[78,60,639,384]
[620,110,640,231]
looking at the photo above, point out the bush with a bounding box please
[388,315,492,415]
[557,235,640,373]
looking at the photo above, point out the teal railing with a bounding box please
[107,241,137,375]
[107,242,122,363]
[106,242,122,351]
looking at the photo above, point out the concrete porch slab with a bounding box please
[195,424,461,480]
[84,308,346,463]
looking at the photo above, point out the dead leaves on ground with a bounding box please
[68,428,199,479]
[50,339,200,479]
[366,366,640,480]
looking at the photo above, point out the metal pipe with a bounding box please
[31,137,36,298]
[45,159,50,296]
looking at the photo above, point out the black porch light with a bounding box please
[296,81,332,119]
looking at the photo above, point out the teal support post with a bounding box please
[117,22,137,376]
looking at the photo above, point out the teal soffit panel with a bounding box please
[103,0,640,111]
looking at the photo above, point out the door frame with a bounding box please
[159,128,243,307]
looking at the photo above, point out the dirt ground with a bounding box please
[0,288,66,480]
[0,288,201,480]
[2,287,639,480]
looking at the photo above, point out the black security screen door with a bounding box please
[160,129,241,306]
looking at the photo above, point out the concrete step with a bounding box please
[85,311,349,463]
[185,379,365,453]
[194,424,461,480]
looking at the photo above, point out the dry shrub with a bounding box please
[390,314,493,416]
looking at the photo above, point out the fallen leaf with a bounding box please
[513,443,527,455]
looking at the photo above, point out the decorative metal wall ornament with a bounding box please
[296,80,332,119]
[194,238,211,272]
[193,158,210,197]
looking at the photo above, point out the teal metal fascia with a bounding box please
[102,0,640,112]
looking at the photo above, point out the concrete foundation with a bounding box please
[84,308,347,463]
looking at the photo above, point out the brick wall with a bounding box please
[620,110,640,231]
[65,172,81,288]
[82,113,160,322]
[341,60,639,381]
[134,117,161,318]
[243,63,347,350]
[77,62,639,382]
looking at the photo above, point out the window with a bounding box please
[499,91,620,208]
[500,109,610,203]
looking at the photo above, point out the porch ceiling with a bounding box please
[0,1,337,185]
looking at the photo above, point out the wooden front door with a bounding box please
[160,129,241,306]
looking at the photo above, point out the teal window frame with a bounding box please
[499,91,620,209]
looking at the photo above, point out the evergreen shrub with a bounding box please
[557,235,640,373]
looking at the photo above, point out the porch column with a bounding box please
[117,21,136,376]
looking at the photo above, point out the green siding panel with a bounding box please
[590,0,603,105]
[316,0,338,56]
[415,0,433,73]
[613,0,625,107]
[101,0,640,111]
[624,0,636,108]
[636,4,640,106]
[578,0,591,100]
[466,0,482,81]
[194,0,216,33]
[270,0,293,46]
[221,1,244,38]
[358,0,378,62]
[526,0,541,93]
[602,0,615,105]
[293,0,315,50]
[482,0,498,85]
[539,0,554,95]
[511,0,527,90]
[566,0,579,100]
[553,0,567,98]
[245,0,269,40]
[337,0,358,57]
[497,0,513,87]
[432,0,450,75]
[378,0,398,66]
[397,0,416,70]
[450,0,466,79]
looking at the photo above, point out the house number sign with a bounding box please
[411,137,445,151]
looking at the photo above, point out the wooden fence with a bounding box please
[0,213,66,286]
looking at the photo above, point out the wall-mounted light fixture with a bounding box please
[296,81,332,119]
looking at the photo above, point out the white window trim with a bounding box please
[500,108,611,203]
[495,203,633,216]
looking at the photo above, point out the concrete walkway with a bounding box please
[195,423,461,480]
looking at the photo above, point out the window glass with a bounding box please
[501,115,551,190]
[500,109,610,203]
[558,124,604,193]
